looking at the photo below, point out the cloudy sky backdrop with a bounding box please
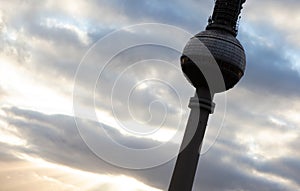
[1,0,300,190]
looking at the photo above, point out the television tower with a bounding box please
[168,0,247,190]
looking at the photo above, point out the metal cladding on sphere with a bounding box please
[181,30,246,91]
[181,0,246,92]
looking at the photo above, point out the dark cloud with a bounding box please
[2,106,300,190]
[2,106,175,189]
[95,0,212,32]
[237,24,300,98]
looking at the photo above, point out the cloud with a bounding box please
[1,106,175,189]
[194,146,300,191]
[0,86,7,101]
[1,0,196,123]
[244,0,300,48]
[2,106,300,190]
[239,32,300,98]
[3,0,299,132]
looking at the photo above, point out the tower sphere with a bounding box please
[181,0,247,93]
[181,29,246,92]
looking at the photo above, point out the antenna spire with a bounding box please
[206,0,246,36]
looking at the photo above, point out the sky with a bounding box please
[0,0,300,190]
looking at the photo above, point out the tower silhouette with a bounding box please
[168,1,247,190]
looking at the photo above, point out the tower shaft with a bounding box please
[168,88,214,191]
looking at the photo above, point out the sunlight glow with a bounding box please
[0,131,27,146]
[236,130,297,160]
[40,17,90,45]
[0,56,73,116]
[0,111,27,146]
[251,169,300,190]
[95,108,178,142]
[10,153,162,191]
[268,116,287,127]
